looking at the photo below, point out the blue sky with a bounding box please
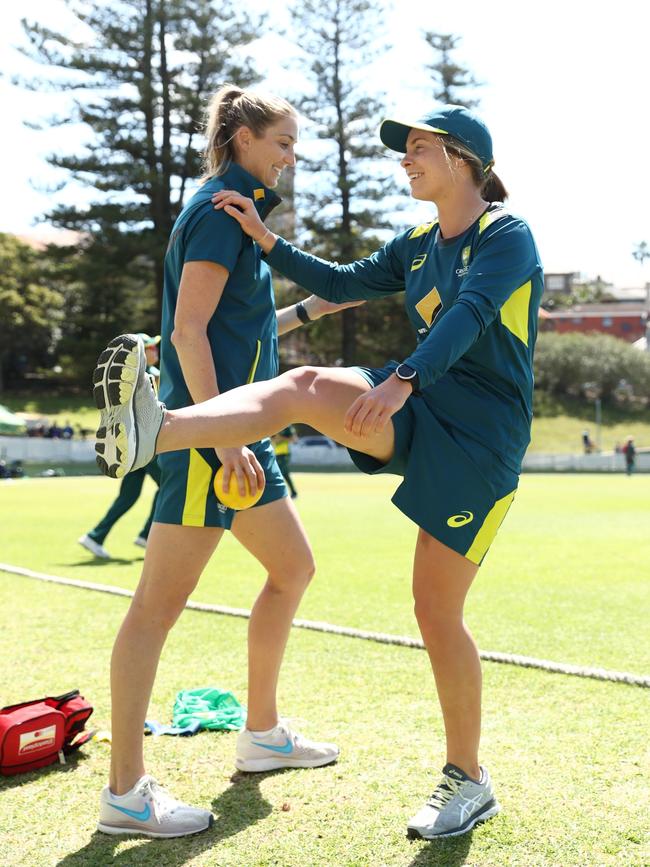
[2,0,649,288]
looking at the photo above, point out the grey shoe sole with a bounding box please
[93,335,143,479]
[407,799,500,840]
[97,814,214,838]
[235,753,339,773]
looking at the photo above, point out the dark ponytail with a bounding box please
[443,139,508,202]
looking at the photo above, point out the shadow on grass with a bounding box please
[55,770,280,866]
[0,751,91,793]
[64,558,143,568]
[407,829,473,867]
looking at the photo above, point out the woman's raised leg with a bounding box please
[158,367,395,464]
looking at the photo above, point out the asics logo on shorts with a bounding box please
[447,511,474,527]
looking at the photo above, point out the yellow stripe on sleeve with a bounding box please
[247,340,262,384]
[181,449,213,527]
[500,280,532,346]
[465,489,516,565]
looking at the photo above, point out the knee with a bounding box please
[413,592,461,641]
[282,366,321,395]
[266,552,316,595]
[129,580,191,634]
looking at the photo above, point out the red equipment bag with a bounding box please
[0,689,94,775]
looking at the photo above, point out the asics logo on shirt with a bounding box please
[411,254,428,271]
[251,737,293,754]
[447,511,474,527]
[110,803,152,822]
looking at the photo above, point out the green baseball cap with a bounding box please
[136,332,161,348]
[379,105,494,171]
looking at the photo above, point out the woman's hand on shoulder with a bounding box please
[215,446,265,497]
[212,190,271,246]
[343,374,413,438]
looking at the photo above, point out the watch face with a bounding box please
[397,364,416,380]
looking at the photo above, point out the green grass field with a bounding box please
[1,474,649,866]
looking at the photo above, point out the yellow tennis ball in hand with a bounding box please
[214,466,265,510]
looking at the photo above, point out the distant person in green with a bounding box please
[623,436,636,475]
[272,425,298,498]
[78,333,162,559]
[95,104,543,839]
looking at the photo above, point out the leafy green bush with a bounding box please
[534,332,650,403]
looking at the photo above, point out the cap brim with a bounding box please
[379,119,449,153]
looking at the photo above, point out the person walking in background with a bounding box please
[78,334,162,558]
[272,425,299,498]
[623,436,636,475]
[94,104,543,840]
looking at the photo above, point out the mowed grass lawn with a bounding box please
[1,473,649,866]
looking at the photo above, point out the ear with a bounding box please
[234,125,253,153]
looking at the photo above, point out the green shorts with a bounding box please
[154,438,287,530]
[349,363,519,565]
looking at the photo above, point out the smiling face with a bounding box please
[235,115,299,188]
[401,129,467,201]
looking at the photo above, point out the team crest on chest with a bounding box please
[456,245,471,277]
[415,287,442,327]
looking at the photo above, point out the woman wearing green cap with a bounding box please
[94,104,543,839]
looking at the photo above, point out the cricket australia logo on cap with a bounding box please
[19,725,57,755]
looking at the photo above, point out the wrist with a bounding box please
[295,301,313,325]
[255,228,277,250]
[394,363,420,393]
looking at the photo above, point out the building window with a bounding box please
[572,317,583,324]
[602,317,613,327]
[622,322,631,332]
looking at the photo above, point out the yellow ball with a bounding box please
[213,466,265,511]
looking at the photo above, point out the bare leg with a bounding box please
[231,497,315,731]
[412,529,482,780]
[157,367,395,464]
[109,522,223,794]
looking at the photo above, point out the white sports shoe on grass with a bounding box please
[93,334,164,478]
[235,720,339,772]
[134,536,148,549]
[97,774,213,838]
[78,534,110,559]
[407,763,500,839]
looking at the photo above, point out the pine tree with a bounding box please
[18,0,263,325]
[284,0,411,365]
[423,32,481,108]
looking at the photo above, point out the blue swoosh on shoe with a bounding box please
[110,803,151,822]
[251,737,293,754]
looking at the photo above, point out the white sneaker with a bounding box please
[236,719,339,772]
[407,763,500,839]
[93,334,165,479]
[78,534,110,559]
[97,774,213,838]
[134,536,147,549]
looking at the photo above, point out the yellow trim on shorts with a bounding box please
[181,449,213,527]
[465,489,516,564]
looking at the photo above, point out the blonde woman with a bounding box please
[95,86,352,838]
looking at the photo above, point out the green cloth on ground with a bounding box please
[172,687,246,731]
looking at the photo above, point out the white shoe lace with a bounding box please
[138,777,181,822]
[427,774,463,810]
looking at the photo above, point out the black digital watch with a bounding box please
[395,363,420,393]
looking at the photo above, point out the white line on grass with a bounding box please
[2,562,649,689]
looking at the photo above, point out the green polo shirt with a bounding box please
[159,163,281,410]
[265,204,543,473]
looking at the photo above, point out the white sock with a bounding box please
[248,725,278,738]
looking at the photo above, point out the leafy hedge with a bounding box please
[534,332,650,402]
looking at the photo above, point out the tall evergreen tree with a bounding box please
[19,0,262,326]
[423,32,481,108]
[285,0,411,365]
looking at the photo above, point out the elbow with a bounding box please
[171,322,206,350]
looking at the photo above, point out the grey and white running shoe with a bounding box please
[93,334,164,478]
[407,763,500,839]
[236,719,339,772]
[97,774,214,838]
